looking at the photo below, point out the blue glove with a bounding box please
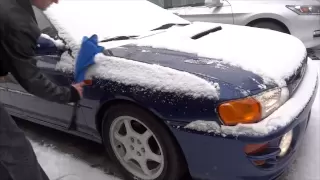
[74,34,104,83]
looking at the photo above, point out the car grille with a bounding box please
[285,56,307,95]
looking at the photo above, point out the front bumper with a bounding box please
[169,59,319,180]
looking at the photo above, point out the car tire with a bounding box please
[250,21,288,34]
[101,104,187,180]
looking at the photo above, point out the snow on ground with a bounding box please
[30,140,120,180]
[282,56,320,180]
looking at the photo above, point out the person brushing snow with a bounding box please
[0,0,102,179]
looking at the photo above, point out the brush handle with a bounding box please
[68,101,79,130]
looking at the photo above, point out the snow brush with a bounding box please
[68,34,104,131]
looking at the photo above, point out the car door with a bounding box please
[150,0,234,24]
[6,7,88,132]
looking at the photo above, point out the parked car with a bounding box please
[148,0,320,58]
[1,1,318,180]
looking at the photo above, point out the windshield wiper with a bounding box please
[191,26,222,39]
[99,23,190,43]
[151,23,190,31]
[100,35,138,43]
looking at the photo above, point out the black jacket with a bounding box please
[0,0,80,103]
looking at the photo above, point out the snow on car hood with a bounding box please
[132,22,307,87]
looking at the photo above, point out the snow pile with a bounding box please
[185,59,319,136]
[184,120,222,134]
[30,140,119,180]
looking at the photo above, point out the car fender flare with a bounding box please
[242,13,291,34]
[95,96,168,136]
[95,96,190,169]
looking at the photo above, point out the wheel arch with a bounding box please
[94,98,189,170]
[245,17,291,34]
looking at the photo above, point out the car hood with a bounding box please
[100,22,307,95]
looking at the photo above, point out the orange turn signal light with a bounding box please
[217,97,261,126]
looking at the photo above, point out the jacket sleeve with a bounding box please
[1,21,80,104]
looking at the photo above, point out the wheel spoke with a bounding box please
[124,119,134,135]
[123,152,132,162]
[138,158,152,176]
[147,151,162,163]
[114,132,126,144]
[141,130,152,142]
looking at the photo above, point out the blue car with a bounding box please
[1,1,318,180]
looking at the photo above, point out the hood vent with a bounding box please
[191,26,222,40]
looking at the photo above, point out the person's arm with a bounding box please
[1,21,81,104]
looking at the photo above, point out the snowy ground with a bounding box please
[282,52,320,180]
[15,58,320,180]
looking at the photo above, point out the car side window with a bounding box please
[148,0,165,7]
[33,6,58,38]
[168,0,205,8]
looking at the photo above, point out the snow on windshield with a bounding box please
[44,0,189,44]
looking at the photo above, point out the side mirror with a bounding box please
[205,0,223,7]
[36,35,59,56]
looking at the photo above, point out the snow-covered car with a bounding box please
[0,1,318,180]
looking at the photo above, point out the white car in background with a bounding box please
[149,0,320,58]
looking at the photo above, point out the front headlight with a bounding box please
[218,87,289,126]
[286,5,320,15]
[253,87,289,119]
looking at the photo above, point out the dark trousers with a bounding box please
[0,101,49,180]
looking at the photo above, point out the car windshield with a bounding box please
[44,0,190,42]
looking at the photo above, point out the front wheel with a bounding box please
[101,104,187,180]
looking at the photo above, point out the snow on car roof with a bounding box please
[43,0,221,99]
